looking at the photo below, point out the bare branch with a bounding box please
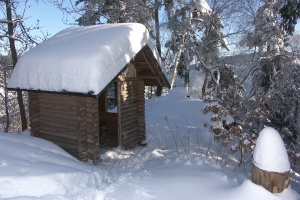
[0,34,24,43]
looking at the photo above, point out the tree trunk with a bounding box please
[6,0,27,131]
[170,32,186,89]
[4,68,10,132]
[155,0,163,97]
[202,69,210,97]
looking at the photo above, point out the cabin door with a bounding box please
[117,77,145,149]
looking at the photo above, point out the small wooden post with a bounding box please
[252,127,291,193]
[252,165,290,193]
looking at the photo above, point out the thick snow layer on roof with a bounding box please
[253,127,290,173]
[8,23,162,95]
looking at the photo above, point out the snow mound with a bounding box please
[0,132,103,199]
[253,127,290,173]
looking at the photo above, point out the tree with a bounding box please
[279,0,300,35]
[75,0,152,29]
[287,32,300,55]
[155,0,163,96]
[164,0,233,98]
[0,0,46,132]
[0,56,13,132]
[205,0,300,170]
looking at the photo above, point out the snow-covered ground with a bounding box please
[0,87,299,200]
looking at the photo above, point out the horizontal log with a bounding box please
[120,102,139,110]
[39,120,78,131]
[85,107,98,113]
[78,119,87,126]
[38,102,78,111]
[86,112,98,118]
[121,118,138,127]
[120,110,137,119]
[39,126,80,137]
[39,105,78,115]
[39,129,80,141]
[65,149,79,158]
[86,130,97,137]
[87,137,98,143]
[31,127,40,135]
[86,117,98,123]
[85,97,97,104]
[120,108,138,116]
[30,123,40,130]
[85,104,98,110]
[121,135,141,150]
[29,103,39,109]
[121,126,139,136]
[39,115,79,126]
[29,107,39,113]
[120,117,136,125]
[38,93,75,101]
[120,98,139,105]
[38,98,79,106]
[30,110,39,116]
[120,90,139,96]
[39,123,83,134]
[120,122,137,131]
[39,133,78,146]
[30,117,40,123]
[120,82,139,87]
[39,110,79,121]
[86,121,98,128]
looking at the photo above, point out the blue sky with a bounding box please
[18,1,78,37]
[2,1,300,41]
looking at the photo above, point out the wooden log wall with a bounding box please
[137,80,145,141]
[28,92,100,164]
[118,77,145,149]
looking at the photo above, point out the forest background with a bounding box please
[0,0,300,173]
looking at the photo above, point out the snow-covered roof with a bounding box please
[8,23,167,95]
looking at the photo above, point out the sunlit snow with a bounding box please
[0,88,299,200]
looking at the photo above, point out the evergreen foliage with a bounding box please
[279,0,300,35]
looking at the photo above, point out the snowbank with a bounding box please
[0,132,103,199]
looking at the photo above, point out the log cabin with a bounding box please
[7,23,170,164]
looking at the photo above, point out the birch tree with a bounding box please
[165,0,230,97]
